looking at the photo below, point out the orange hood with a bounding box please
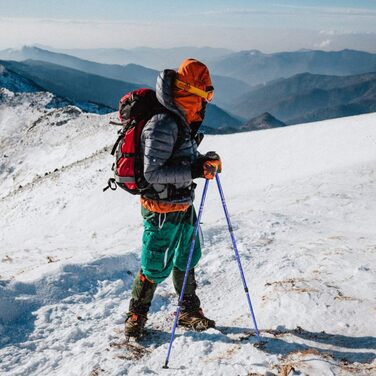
[173,58,213,124]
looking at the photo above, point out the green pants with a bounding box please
[140,205,201,284]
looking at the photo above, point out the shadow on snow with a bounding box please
[182,325,376,365]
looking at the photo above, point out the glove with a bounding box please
[191,151,222,180]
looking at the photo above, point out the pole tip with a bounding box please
[162,361,169,369]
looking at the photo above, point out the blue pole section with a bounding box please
[215,174,261,341]
[163,179,210,369]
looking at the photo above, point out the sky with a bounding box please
[0,0,376,52]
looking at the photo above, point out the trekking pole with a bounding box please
[163,179,210,369]
[215,174,261,342]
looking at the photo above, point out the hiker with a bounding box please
[124,58,222,338]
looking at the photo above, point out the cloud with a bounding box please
[0,17,375,53]
[316,31,376,52]
[274,4,376,17]
[188,8,287,16]
[315,39,332,49]
[319,30,337,36]
[0,17,170,49]
[189,5,376,18]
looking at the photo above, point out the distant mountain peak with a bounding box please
[242,112,287,131]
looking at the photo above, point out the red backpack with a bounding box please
[103,88,170,194]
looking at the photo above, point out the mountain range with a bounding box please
[0,58,243,131]
[0,46,158,87]
[234,72,376,124]
[0,59,137,113]
[1,46,376,132]
[44,46,233,69]
[211,49,376,86]
[0,46,252,110]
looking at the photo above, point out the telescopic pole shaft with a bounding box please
[163,179,210,369]
[215,174,261,341]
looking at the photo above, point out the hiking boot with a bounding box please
[124,312,148,339]
[178,294,215,331]
[178,308,215,331]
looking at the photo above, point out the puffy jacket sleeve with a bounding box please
[142,114,192,184]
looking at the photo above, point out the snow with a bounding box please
[0,92,375,375]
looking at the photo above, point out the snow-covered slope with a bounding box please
[0,88,113,198]
[0,93,375,376]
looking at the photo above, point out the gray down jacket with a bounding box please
[140,69,199,204]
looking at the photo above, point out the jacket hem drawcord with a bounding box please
[158,213,167,230]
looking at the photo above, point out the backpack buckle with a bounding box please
[103,178,117,192]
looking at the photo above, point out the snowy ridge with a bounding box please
[0,95,376,375]
[0,65,43,93]
[0,89,114,198]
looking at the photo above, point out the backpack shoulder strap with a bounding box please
[170,112,187,153]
